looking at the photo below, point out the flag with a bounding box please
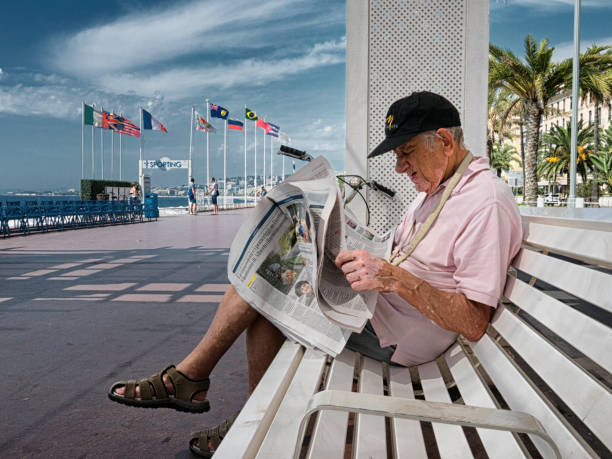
[142,109,168,132]
[279,132,290,144]
[84,104,104,128]
[245,107,258,121]
[195,111,215,132]
[266,122,280,137]
[256,118,271,133]
[107,113,141,137]
[228,119,244,131]
[210,103,229,119]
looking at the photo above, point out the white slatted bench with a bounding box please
[216,208,612,459]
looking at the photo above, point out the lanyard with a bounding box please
[389,152,473,266]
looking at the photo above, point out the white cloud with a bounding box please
[493,0,610,9]
[0,84,81,118]
[553,36,612,61]
[95,38,346,100]
[48,0,341,78]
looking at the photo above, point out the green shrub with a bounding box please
[80,179,133,200]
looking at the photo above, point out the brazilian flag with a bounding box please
[245,108,258,121]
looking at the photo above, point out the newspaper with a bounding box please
[227,156,394,356]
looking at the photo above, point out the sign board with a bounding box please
[141,159,190,170]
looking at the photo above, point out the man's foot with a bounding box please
[189,411,240,457]
[108,365,210,413]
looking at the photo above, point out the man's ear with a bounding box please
[436,128,455,156]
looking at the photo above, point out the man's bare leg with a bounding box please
[113,285,276,398]
[246,315,286,394]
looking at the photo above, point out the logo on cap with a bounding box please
[386,114,396,132]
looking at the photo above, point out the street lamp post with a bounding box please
[568,0,581,208]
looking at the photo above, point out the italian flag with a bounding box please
[84,104,104,128]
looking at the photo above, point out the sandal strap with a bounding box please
[124,380,136,399]
[165,366,210,401]
[190,411,240,452]
[138,377,153,400]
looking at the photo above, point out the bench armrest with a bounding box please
[293,389,561,459]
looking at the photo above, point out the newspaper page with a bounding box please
[227,156,392,356]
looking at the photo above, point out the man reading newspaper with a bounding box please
[108,92,522,457]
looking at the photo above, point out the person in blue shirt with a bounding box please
[188,178,197,215]
[208,177,219,215]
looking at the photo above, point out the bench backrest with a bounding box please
[463,208,612,457]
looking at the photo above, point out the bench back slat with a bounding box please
[469,335,594,458]
[215,341,304,459]
[521,218,612,268]
[388,366,428,459]
[418,360,473,457]
[492,307,611,448]
[306,351,354,459]
[354,357,386,458]
[504,275,612,373]
[256,348,327,459]
[512,247,612,313]
[444,344,525,458]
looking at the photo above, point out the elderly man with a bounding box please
[108,92,522,456]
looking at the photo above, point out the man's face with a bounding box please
[393,131,450,194]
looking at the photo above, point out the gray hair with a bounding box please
[418,126,464,151]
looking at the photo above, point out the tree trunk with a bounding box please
[524,103,541,206]
[591,102,601,206]
[497,169,502,177]
[520,120,526,199]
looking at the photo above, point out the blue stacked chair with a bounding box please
[26,200,46,232]
[1,203,9,237]
[42,201,64,231]
[6,201,28,235]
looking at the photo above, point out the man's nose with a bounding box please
[395,158,409,174]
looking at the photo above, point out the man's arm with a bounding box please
[335,250,492,341]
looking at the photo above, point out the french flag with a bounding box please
[141,109,168,132]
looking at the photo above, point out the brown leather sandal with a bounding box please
[189,411,240,457]
[107,365,210,413]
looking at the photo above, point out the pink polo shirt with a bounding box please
[370,155,522,366]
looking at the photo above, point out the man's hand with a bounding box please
[335,250,491,341]
[335,250,403,293]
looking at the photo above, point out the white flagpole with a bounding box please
[139,107,143,193]
[206,99,210,187]
[111,121,115,179]
[224,118,227,207]
[81,101,85,180]
[101,108,105,180]
[254,116,257,192]
[91,104,95,178]
[119,122,123,181]
[189,106,194,181]
[263,118,266,190]
[244,105,247,206]
[282,154,285,181]
[270,133,273,187]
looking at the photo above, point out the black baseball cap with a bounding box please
[368,91,461,158]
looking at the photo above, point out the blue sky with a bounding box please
[0,0,611,192]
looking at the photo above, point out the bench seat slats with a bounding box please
[492,307,612,449]
[504,276,612,372]
[469,335,593,458]
[256,347,328,459]
[512,247,612,313]
[388,366,428,459]
[306,350,354,459]
[354,357,386,458]
[418,360,472,458]
[444,345,525,458]
[215,341,304,459]
[520,220,612,268]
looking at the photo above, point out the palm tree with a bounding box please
[538,120,594,185]
[591,124,612,191]
[487,88,520,161]
[491,143,519,178]
[577,46,612,202]
[489,36,611,206]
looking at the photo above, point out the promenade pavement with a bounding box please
[0,210,251,458]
